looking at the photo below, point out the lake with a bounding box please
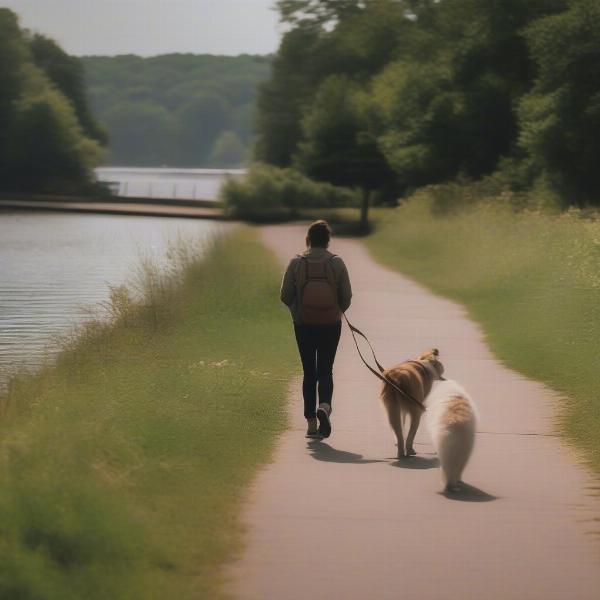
[0,211,227,387]
[95,167,246,201]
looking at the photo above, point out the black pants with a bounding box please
[293,321,342,419]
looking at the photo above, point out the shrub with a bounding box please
[407,167,567,217]
[221,163,359,221]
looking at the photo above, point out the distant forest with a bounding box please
[82,54,272,168]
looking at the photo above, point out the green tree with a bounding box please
[256,0,413,167]
[175,94,230,166]
[295,75,396,230]
[209,130,246,167]
[0,9,27,180]
[254,26,321,166]
[367,0,567,191]
[311,0,412,82]
[276,0,362,26]
[0,9,103,193]
[256,0,598,210]
[433,0,567,178]
[8,65,103,192]
[102,101,176,166]
[30,34,107,144]
[372,60,464,191]
[231,102,255,144]
[519,0,600,204]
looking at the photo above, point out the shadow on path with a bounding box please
[391,455,440,470]
[441,483,498,503]
[307,441,383,464]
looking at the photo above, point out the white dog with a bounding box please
[426,379,478,492]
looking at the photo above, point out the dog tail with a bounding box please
[380,379,395,407]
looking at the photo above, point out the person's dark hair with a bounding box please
[306,220,331,248]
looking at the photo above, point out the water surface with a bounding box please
[0,211,226,386]
[95,167,245,200]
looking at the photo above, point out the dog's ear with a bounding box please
[418,348,440,361]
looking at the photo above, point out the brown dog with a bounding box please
[380,349,445,459]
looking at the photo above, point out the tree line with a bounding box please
[0,9,105,194]
[0,8,271,197]
[81,54,271,168]
[253,0,600,224]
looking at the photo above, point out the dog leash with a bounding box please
[342,313,425,411]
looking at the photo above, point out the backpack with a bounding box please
[297,255,340,325]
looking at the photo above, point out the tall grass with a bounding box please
[0,226,297,598]
[366,190,600,471]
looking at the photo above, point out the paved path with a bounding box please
[228,224,600,600]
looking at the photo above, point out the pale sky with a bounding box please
[1,0,283,56]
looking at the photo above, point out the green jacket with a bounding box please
[280,247,352,324]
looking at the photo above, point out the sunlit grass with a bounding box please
[366,191,600,472]
[0,226,297,598]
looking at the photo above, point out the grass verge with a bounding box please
[0,226,297,599]
[365,190,600,473]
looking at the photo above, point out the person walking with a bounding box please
[280,220,352,439]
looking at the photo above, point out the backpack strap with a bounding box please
[324,254,337,287]
[296,252,336,275]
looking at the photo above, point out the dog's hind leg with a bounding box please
[405,410,421,457]
[382,385,405,458]
[388,404,405,459]
[439,426,475,492]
